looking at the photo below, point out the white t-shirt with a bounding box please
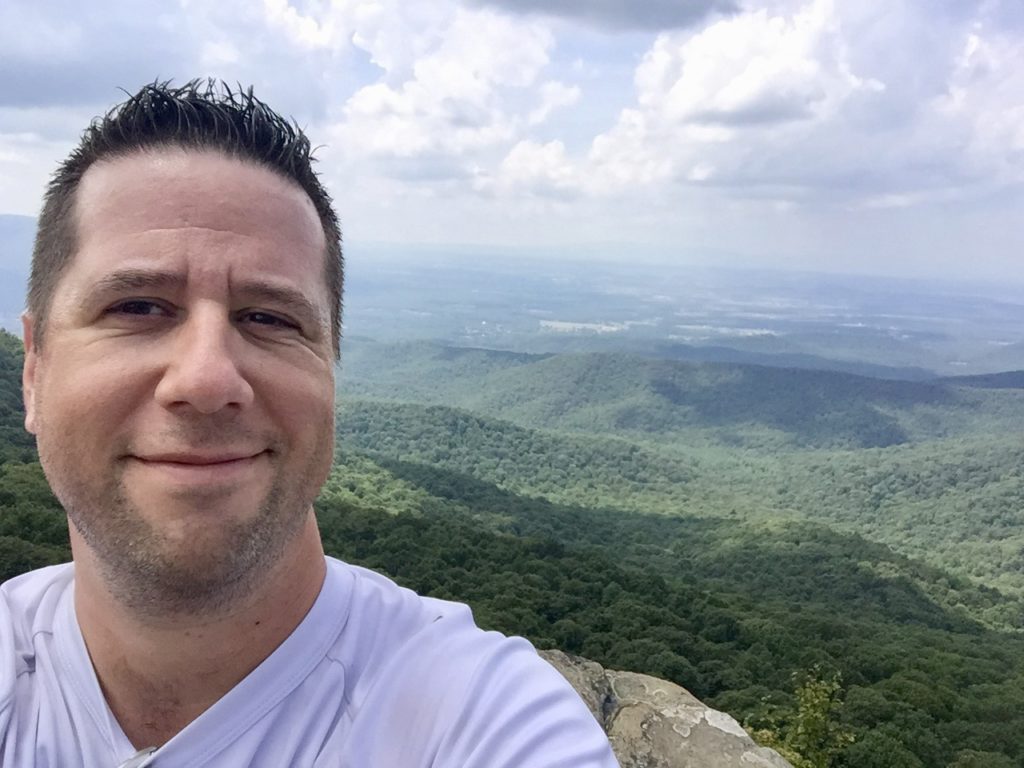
[0,558,619,767]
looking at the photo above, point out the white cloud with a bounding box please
[200,40,242,67]
[639,1,883,126]
[492,139,578,197]
[261,0,349,50]
[583,0,890,196]
[335,4,555,171]
[569,0,1024,219]
[932,26,1024,184]
[175,0,355,121]
[586,108,678,193]
[349,1,455,77]
[527,81,581,126]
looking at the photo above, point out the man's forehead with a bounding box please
[57,148,332,317]
[74,148,324,249]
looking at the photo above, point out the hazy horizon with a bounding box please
[4,212,1024,295]
[5,209,1023,379]
[2,0,1023,284]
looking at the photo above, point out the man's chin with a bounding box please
[126,484,273,527]
[93,530,276,616]
[65,469,313,614]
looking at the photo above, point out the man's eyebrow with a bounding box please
[89,269,186,295]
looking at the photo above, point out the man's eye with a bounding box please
[107,300,167,316]
[242,311,297,329]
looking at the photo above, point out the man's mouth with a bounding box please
[136,451,268,466]
[127,450,271,485]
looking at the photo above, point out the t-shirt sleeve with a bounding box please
[432,634,620,768]
[0,585,18,756]
[337,574,620,768]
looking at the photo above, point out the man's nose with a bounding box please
[153,308,255,414]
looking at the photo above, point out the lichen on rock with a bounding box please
[540,649,793,768]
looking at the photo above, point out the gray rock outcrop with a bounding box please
[540,649,793,768]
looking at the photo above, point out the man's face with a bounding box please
[22,149,336,613]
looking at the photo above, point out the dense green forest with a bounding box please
[339,340,1024,604]
[4,329,1024,766]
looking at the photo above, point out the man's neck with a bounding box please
[72,515,327,749]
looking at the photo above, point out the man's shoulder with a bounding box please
[324,556,479,669]
[328,556,473,627]
[319,559,619,766]
[323,556,553,703]
[0,564,74,715]
[1,563,74,632]
[323,557,524,686]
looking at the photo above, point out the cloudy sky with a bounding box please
[1,0,1022,282]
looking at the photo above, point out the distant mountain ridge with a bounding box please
[938,370,1024,389]
[341,340,1024,449]
[647,341,936,381]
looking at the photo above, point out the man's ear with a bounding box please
[21,312,38,435]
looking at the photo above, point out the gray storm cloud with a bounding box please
[461,0,737,31]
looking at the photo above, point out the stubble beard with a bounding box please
[69,471,308,618]
[38,421,332,619]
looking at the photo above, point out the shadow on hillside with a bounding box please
[645,365,957,448]
[366,454,992,634]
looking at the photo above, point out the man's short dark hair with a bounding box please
[28,78,343,356]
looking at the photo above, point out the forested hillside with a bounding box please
[4,330,1024,766]
[340,339,1024,449]
[339,341,1024,605]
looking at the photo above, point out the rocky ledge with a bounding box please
[540,649,793,768]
